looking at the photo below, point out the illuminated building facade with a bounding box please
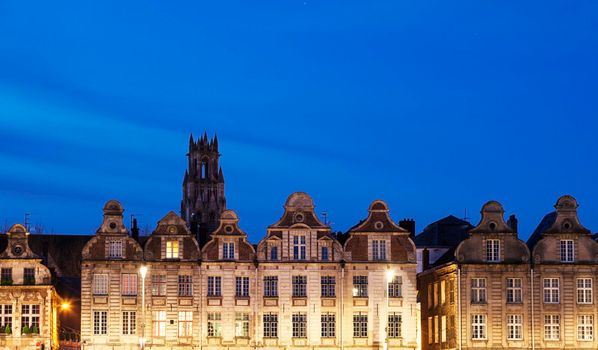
[418,195,598,350]
[79,193,419,349]
[0,224,60,349]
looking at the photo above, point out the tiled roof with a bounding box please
[413,215,473,248]
[526,212,556,250]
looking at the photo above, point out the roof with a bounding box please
[413,215,473,248]
[526,212,556,250]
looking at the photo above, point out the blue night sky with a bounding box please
[0,1,597,241]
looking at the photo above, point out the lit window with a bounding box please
[264,276,278,297]
[321,313,336,338]
[543,278,559,303]
[440,280,445,304]
[353,276,368,297]
[152,311,166,337]
[108,240,123,259]
[235,312,250,337]
[263,313,278,338]
[560,240,574,262]
[236,277,250,297]
[93,310,107,335]
[21,304,40,334]
[486,239,500,262]
[293,236,306,260]
[388,276,402,298]
[372,240,387,260]
[178,275,192,296]
[578,315,593,341]
[353,312,368,338]
[151,275,166,296]
[121,273,137,296]
[93,274,109,295]
[507,278,522,303]
[223,242,235,259]
[321,276,336,298]
[434,316,438,343]
[544,314,560,340]
[178,311,193,337]
[441,315,446,342]
[122,311,136,335]
[428,317,433,344]
[507,314,522,340]
[471,314,486,339]
[207,276,222,297]
[577,278,593,304]
[166,240,179,259]
[448,279,455,304]
[388,313,402,338]
[292,313,307,338]
[0,305,12,332]
[471,278,486,303]
[292,276,307,298]
[207,313,222,337]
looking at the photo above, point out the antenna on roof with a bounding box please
[463,208,471,222]
[322,211,329,225]
[24,213,31,231]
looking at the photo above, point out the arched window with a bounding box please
[201,159,209,179]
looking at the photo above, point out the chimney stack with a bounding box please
[399,218,416,240]
[508,214,518,232]
[422,248,430,271]
[131,218,140,242]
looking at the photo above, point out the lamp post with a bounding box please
[384,269,395,350]
[139,265,148,350]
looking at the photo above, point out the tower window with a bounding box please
[201,160,208,179]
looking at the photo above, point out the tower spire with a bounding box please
[181,131,226,246]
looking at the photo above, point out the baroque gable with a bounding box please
[344,200,416,263]
[81,200,143,261]
[455,201,529,264]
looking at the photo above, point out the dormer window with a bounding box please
[486,239,500,262]
[293,236,306,260]
[166,240,180,259]
[223,242,235,260]
[560,240,574,262]
[321,246,329,261]
[108,240,123,259]
[269,246,278,260]
[372,240,387,261]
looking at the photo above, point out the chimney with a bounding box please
[508,214,518,232]
[422,248,430,271]
[131,218,140,242]
[399,218,416,240]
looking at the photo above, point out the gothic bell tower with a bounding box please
[181,132,226,246]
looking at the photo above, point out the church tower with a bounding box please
[181,132,226,246]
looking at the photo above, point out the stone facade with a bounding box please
[0,224,60,350]
[80,193,419,349]
[418,195,598,350]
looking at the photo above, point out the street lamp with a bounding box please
[139,265,148,350]
[384,269,395,350]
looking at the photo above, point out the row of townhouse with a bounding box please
[418,195,598,350]
[81,192,419,349]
